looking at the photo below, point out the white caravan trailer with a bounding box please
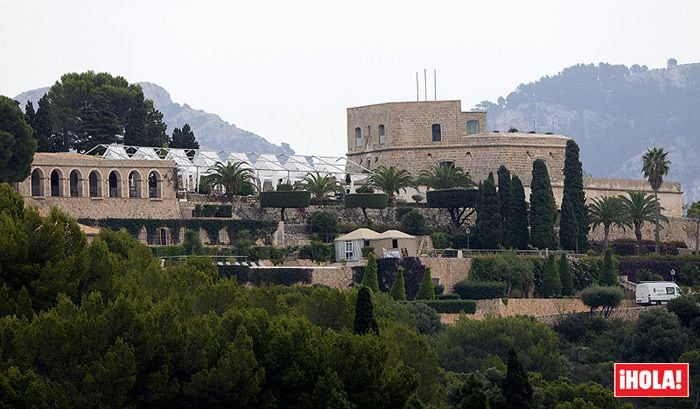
[635,282,682,305]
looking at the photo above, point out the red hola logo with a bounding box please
[614,363,689,398]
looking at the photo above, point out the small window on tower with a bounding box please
[355,127,362,147]
[378,124,385,144]
[432,124,442,142]
[467,120,480,135]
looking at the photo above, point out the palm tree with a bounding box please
[642,147,670,253]
[367,165,414,203]
[588,196,627,250]
[417,165,475,190]
[620,191,668,253]
[207,161,256,199]
[298,172,337,200]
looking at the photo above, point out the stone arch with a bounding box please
[31,168,44,197]
[148,170,161,198]
[128,170,142,198]
[50,168,63,197]
[69,169,83,197]
[108,170,122,197]
[88,170,102,198]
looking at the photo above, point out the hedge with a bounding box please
[410,300,476,314]
[193,204,233,218]
[218,265,313,286]
[426,189,478,209]
[436,293,460,300]
[453,281,508,300]
[260,191,311,208]
[619,259,700,284]
[78,218,277,244]
[344,193,389,209]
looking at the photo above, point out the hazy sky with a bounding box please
[1,0,698,155]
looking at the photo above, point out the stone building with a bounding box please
[346,100,683,217]
[16,152,181,220]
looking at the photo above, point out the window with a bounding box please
[666,287,675,295]
[108,171,121,197]
[31,169,44,197]
[69,170,82,197]
[148,171,161,198]
[467,120,480,134]
[439,161,455,168]
[355,127,362,147]
[50,169,62,197]
[378,124,385,144]
[128,171,142,198]
[345,242,354,259]
[364,240,370,247]
[88,170,102,197]
[392,239,398,249]
[431,124,441,142]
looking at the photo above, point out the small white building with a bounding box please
[334,228,381,262]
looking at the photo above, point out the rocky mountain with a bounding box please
[476,60,700,202]
[13,82,293,155]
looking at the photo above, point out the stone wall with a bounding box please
[589,216,698,250]
[419,257,471,293]
[584,178,682,217]
[310,266,354,288]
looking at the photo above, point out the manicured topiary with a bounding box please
[361,252,379,292]
[416,267,435,300]
[389,268,406,301]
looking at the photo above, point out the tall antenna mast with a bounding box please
[424,69,427,101]
[416,72,419,101]
[434,69,437,101]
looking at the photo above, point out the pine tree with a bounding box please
[475,175,502,249]
[507,175,529,249]
[416,267,435,300]
[599,248,618,286]
[529,159,557,249]
[353,286,379,335]
[503,348,534,409]
[459,373,490,409]
[497,165,512,242]
[559,197,577,251]
[34,94,57,152]
[124,91,147,146]
[361,252,379,292]
[75,94,121,151]
[540,254,561,297]
[559,253,574,296]
[0,96,37,183]
[144,100,169,147]
[563,140,589,251]
[389,267,406,301]
[171,123,199,149]
[24,101,36,127]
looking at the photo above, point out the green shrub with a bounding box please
[218,265,312,285]
[436,293,460,300]
[453,281,508,300]
[298,241,334,262]
[193,204,232,218]
[400,210,427,235]
[344,193,389,209]
[276,183,294,191]
[449,232,471,249]
[416,267,435,300]
[361,246,375,258]
[412,300,476,314]
[151,245,186,257]
[426,189,478,209]
[434,283,444,295]
[395,207,413,220]
[260,191,311,208]
[580,286,623,317]
[182,229,203,255]
[308,212,339,243]
[469,253,534,295]
[431,232,449,249]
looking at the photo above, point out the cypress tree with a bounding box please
[416,267,435,300]
[599,248,618,286]
[389,267,406,301]
[529,159,557,249]
[475,175,502,249]
[497,165,512,232]
[507,175,529,249]
[503,348,534,409]
[559,197,577,251]
[353,286,379,335]
[559,253,574,296]
[361,252,379,293]
[540,254,561,297]
[563,140,589,251]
